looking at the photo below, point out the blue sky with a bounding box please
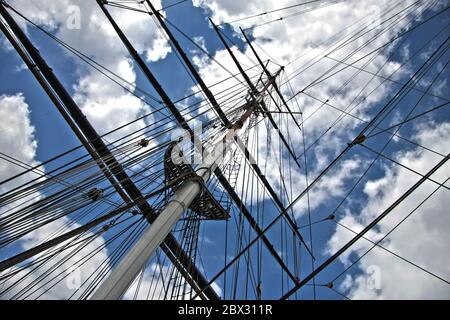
[0,0,449,300]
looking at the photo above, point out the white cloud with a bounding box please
[122,260,211,300]
[191,0,420,141]
[0,93,37,189]
[122,263,169,300]
[6,0,167,140]
[192,36,208,53]
[0,94,44,248]
[0,93,110,300]
[1,217,109,300]
[0,93,42,218]
[326,121,450,299]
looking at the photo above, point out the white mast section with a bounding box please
[90,79,274,299]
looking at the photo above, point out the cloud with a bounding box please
[190,0,427,141]
[325,121,450,299]
[122,262,169,300]
[1,217,109,300]
[0,94,45,256]
[6,0,168,140]
[0,93,110,300]
[0,93,42,220]
[0,93,38,190]
[122,260,214,300]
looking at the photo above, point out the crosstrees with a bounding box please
[240,27,304,134]
[211,20,303,169]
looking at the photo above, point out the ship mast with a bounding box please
[90,73,280,300]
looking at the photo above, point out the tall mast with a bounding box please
[138,1,311,260]
[210,20,303,169]
[97,0,306,295]
[91,77,275,300]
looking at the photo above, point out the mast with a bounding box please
[144,0,300,284]
[91,81,272,300]
[210,19,314,257]
[97,0,306,294]
[210,20,303,170]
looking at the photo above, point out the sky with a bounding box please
[0,0,449,300]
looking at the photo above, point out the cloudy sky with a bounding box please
[0,0,449,299]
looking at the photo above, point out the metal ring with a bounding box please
[171,199,187,211]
